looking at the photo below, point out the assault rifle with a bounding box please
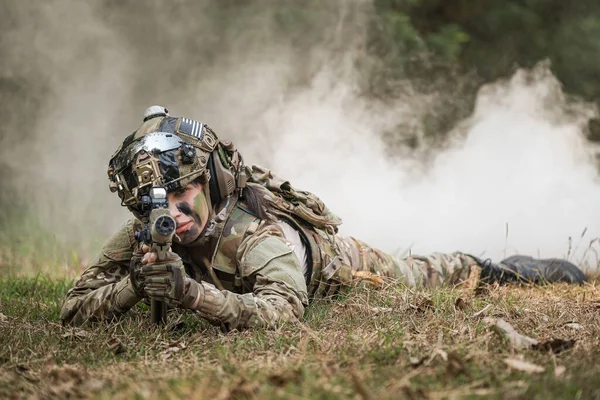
[134,187,176,325]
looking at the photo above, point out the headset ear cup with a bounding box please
[207,150,236,204]
[207,154,221,206]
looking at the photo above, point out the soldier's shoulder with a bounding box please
[101,218,139,261]
[222,204,262,239]
[210,205,261,277]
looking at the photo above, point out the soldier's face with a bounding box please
[167,183,210,245]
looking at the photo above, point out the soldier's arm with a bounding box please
[186,226,308,331]
[60,219,142,326]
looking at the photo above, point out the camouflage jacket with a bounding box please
[60,201,315,330]
[61,184,479,330]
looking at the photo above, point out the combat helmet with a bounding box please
[107,106,247,228]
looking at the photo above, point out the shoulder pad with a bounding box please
[212,206,261,274]
[102,219,138,261]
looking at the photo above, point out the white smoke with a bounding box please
[2,1,600,270]
[267,63,600,267]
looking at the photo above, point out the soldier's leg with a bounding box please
[339,236,480,288]
[336,236,586,288]
[403,252,481,288]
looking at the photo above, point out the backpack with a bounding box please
[246,165,342,232]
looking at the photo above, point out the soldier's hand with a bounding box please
[129,249,146,297]
[137,247,189,307]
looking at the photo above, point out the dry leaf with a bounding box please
[165,346,181,354]
[555,365,566,378]
[370,307,392,314]
[431,348,448,362]
[107,338,126,354]
[160,346,183,361]
[484,318,538,350]
[504,358,545,373]
[409,356,426,368]
[353,271,384,287]
[410,296,435,313]
[0,313,7,322]
[564,323,581,330]
[472,304,492,318]
[62,328,89,340]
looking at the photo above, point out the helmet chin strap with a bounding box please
[203,196,231,237]
[201,175,218,236]
[182,196,238,247]
[186,142,247,243]
[195,176,236,240]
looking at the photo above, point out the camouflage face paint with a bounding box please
[193,188,210,230]
[170,184,209,245]
[176,202,202,226]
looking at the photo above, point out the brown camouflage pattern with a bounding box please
[60,220,142,326]
[61,201,478,330]
[247,165,342,231]
[62,110,486,330]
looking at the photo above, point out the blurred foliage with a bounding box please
[1,0,600,265]
[2,0,598,153]
[369,0,600,140]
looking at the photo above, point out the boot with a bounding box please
[473,255,587,285]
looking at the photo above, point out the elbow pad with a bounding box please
[114,276,143,313]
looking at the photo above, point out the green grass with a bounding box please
[1,276,600,399]
[0,212,106,278]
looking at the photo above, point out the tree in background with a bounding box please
[370,0,600,143]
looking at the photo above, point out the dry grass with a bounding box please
[1,276,600,399]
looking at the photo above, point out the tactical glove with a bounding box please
[129,250,146,297]
[137,251,204,308]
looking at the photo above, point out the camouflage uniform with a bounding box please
[60,106,482,330]
[61,198,479,330]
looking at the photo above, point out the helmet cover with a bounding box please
[107,109,225,219]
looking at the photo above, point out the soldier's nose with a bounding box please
[168,202,182,218]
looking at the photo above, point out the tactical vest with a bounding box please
[173,205,260,293]
[174,165,356,299]
[245,165,355,297]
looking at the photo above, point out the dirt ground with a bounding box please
[1,277,600,399]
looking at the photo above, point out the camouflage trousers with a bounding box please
[346,236,479,287]
[309,233,480,298]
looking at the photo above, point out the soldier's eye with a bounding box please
[173,188,187,197]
